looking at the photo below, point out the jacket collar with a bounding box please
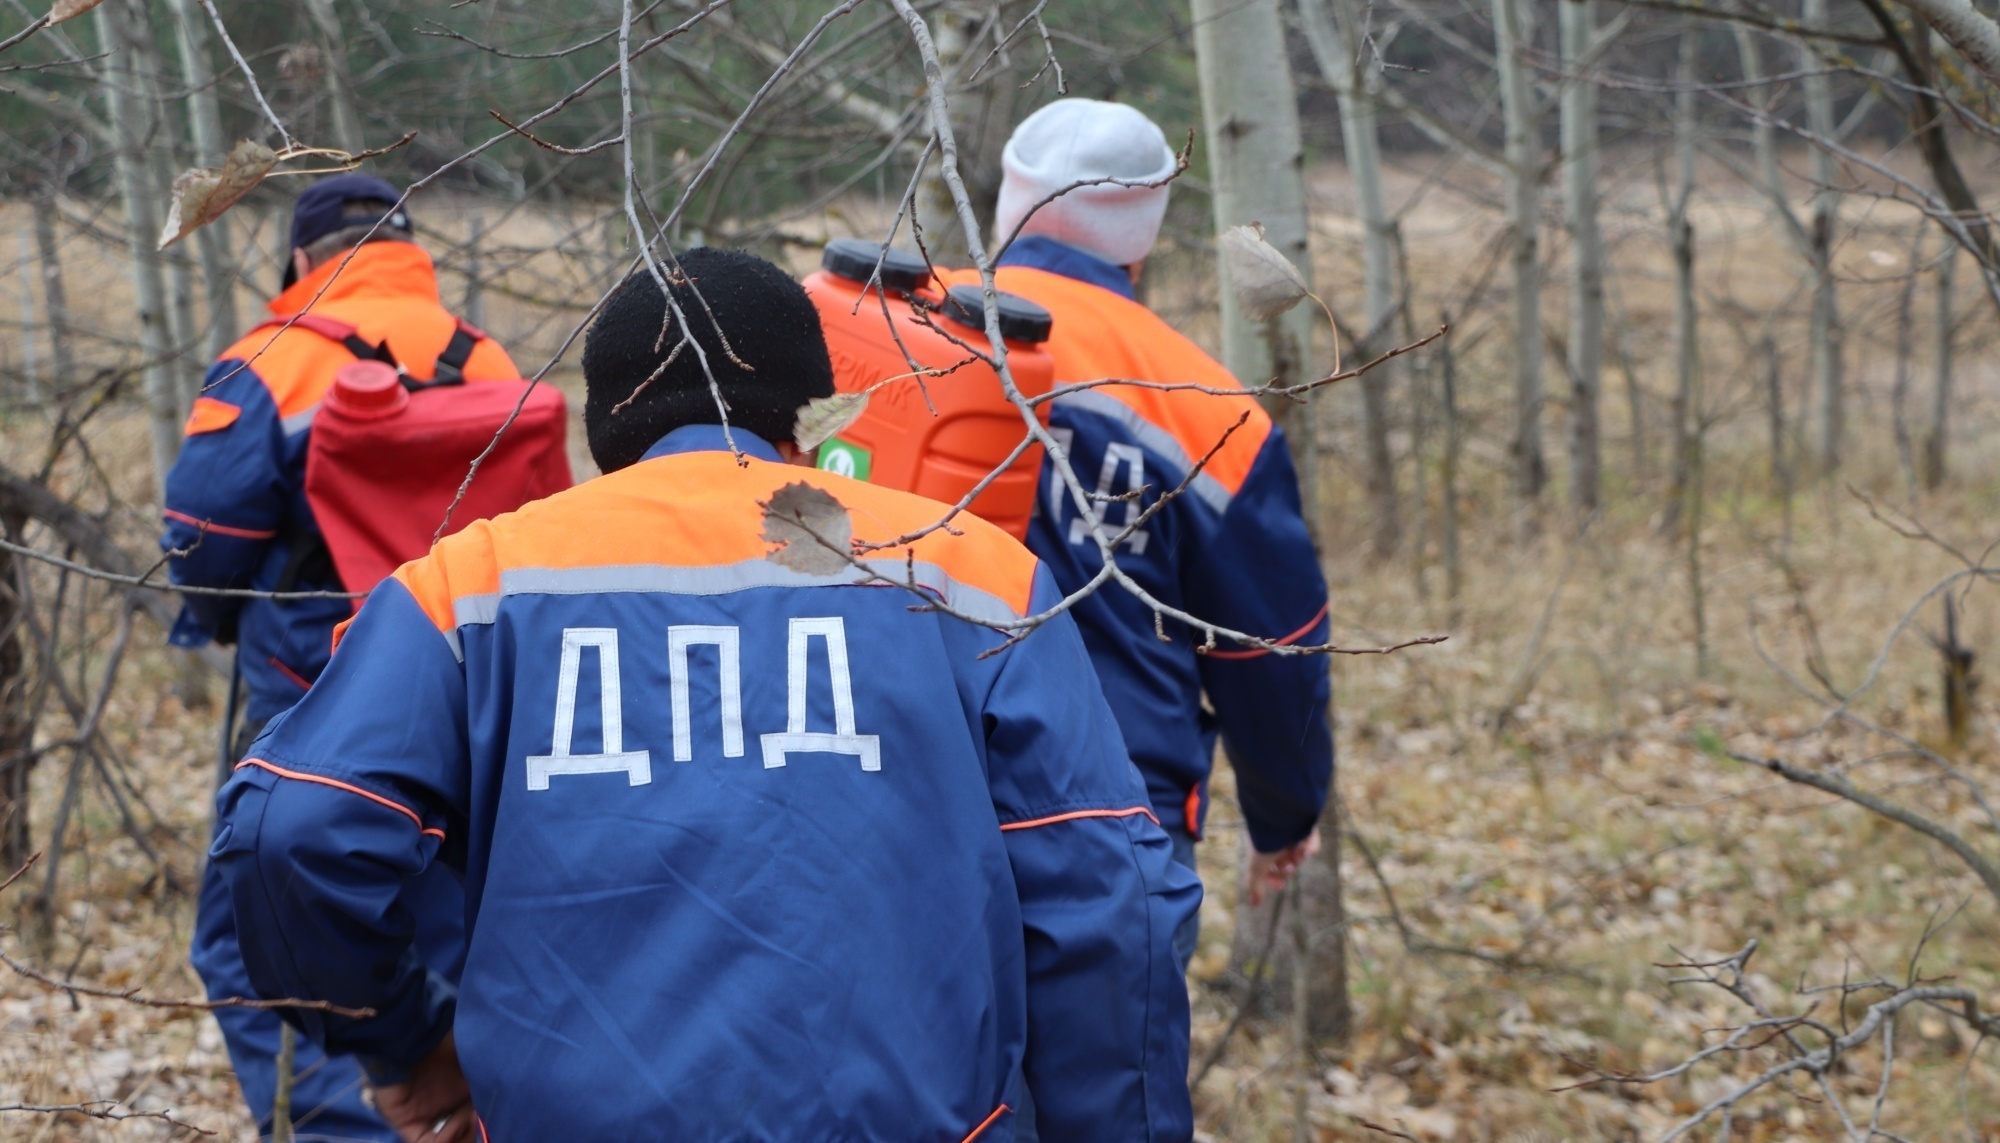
[269,242,445,316]
[995,235,1137,301]
[641,424,783,464]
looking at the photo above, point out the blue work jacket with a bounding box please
[210,426,1198,1142]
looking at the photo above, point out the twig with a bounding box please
[0,946,375,1018]
[0,1102,214,1136]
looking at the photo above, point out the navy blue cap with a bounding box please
[289,174,411,253]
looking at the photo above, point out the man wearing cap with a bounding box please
[209,248,1198,1142]
[962,98,1335,970]
[162,174,517,1141]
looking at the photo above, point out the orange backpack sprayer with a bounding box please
[801,239,1055,540]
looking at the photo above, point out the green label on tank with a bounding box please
[817,438,872,481]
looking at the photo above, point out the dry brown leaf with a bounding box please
[157,141,278,250]
[48,0,106,24]
[761,481,853,576]
[793,392,869,453]
[1220,221,1310,323]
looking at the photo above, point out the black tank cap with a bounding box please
[941,285,1053,344]
[820,238,931,293]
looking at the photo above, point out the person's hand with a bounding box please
[1244,829,1320,907]
[372,1032,475,1143]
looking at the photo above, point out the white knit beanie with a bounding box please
[993,99,1177,268]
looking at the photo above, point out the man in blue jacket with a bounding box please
[210,248,1199,1142]
[166,175,510,1141]
[974,98,1335,966]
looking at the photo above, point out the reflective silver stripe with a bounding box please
[449,558,1022,628]
[280,403,320,436]
[1050,389,1234,514]
[452,592,500,629]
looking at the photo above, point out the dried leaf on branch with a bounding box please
[157,141,278,250]
[1220,221,1311,322]
[793,392,869,452]
[47,0,105,25]
[761,482,853,576]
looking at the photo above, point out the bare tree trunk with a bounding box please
[16,228,38,402]
[31,196,75,396]
[465,211,487,328]
[139,43,204,407]
[1440,321,1462,615]
[302,0,364,153]
[0,531,28,873]
[1923,241,1955,490]
[96,0,184,490]
[1300,0,1399,558]
[1664,36,1697,531]
[1192,0,1321,525]
[1194,0,1345,1040]
[1669,33,1705,675]
[1891,229,1923,493]
[1560,0,1603,513]
[166,0,240,358]
[914,3,1010,268]
[1803,0,1845,474]
[1765,337,1794,546]
[1493,0,1546,510]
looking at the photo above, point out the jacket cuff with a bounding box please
[350,971,457,1086]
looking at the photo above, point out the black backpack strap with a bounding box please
[420,319,483,389]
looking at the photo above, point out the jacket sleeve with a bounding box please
[209,576,470,1081]
[160,361,290,645]
[983,569,1200,1141]
[1183,427,1334,854]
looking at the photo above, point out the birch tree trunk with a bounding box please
[1299,0,1400,559]
[1560,0,1604,513]
[914,3,1013,268]
[1194,0,1346,1041]
[166,0,240,358]
[1192,0,1320,517]
[1493,0,1546,508]
[1803,0,1845,473]
[96,0,184,490]
[1923,241,1955,490]
[302,0,364,153]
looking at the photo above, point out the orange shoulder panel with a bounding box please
[968,267,1272,496]
[215,323,345,418]
[183,396,241,435]
[398,453,1039,627]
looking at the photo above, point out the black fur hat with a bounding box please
[582,248,834,472]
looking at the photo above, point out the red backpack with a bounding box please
[261,313,573,601]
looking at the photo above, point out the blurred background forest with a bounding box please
[6,0,2000,1138]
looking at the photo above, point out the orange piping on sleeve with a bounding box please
[1203,600,1330,661]
[477,1115,490,1143]
[1183,784,1203,841]
[235,758,444,841]
[960,1104,1010,1143]
[163,507,278,541]
[999,806,1159,832]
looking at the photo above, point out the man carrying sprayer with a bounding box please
[162,175,531,1141]
[963,98,1335,966]
[207,248,1198,1141]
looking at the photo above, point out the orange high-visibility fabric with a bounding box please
[183,396,242,436]
[382,449,1041,642]
[944,265,1272,497]
[218,242,520,418]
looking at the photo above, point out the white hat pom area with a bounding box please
[992,99,1178,269]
